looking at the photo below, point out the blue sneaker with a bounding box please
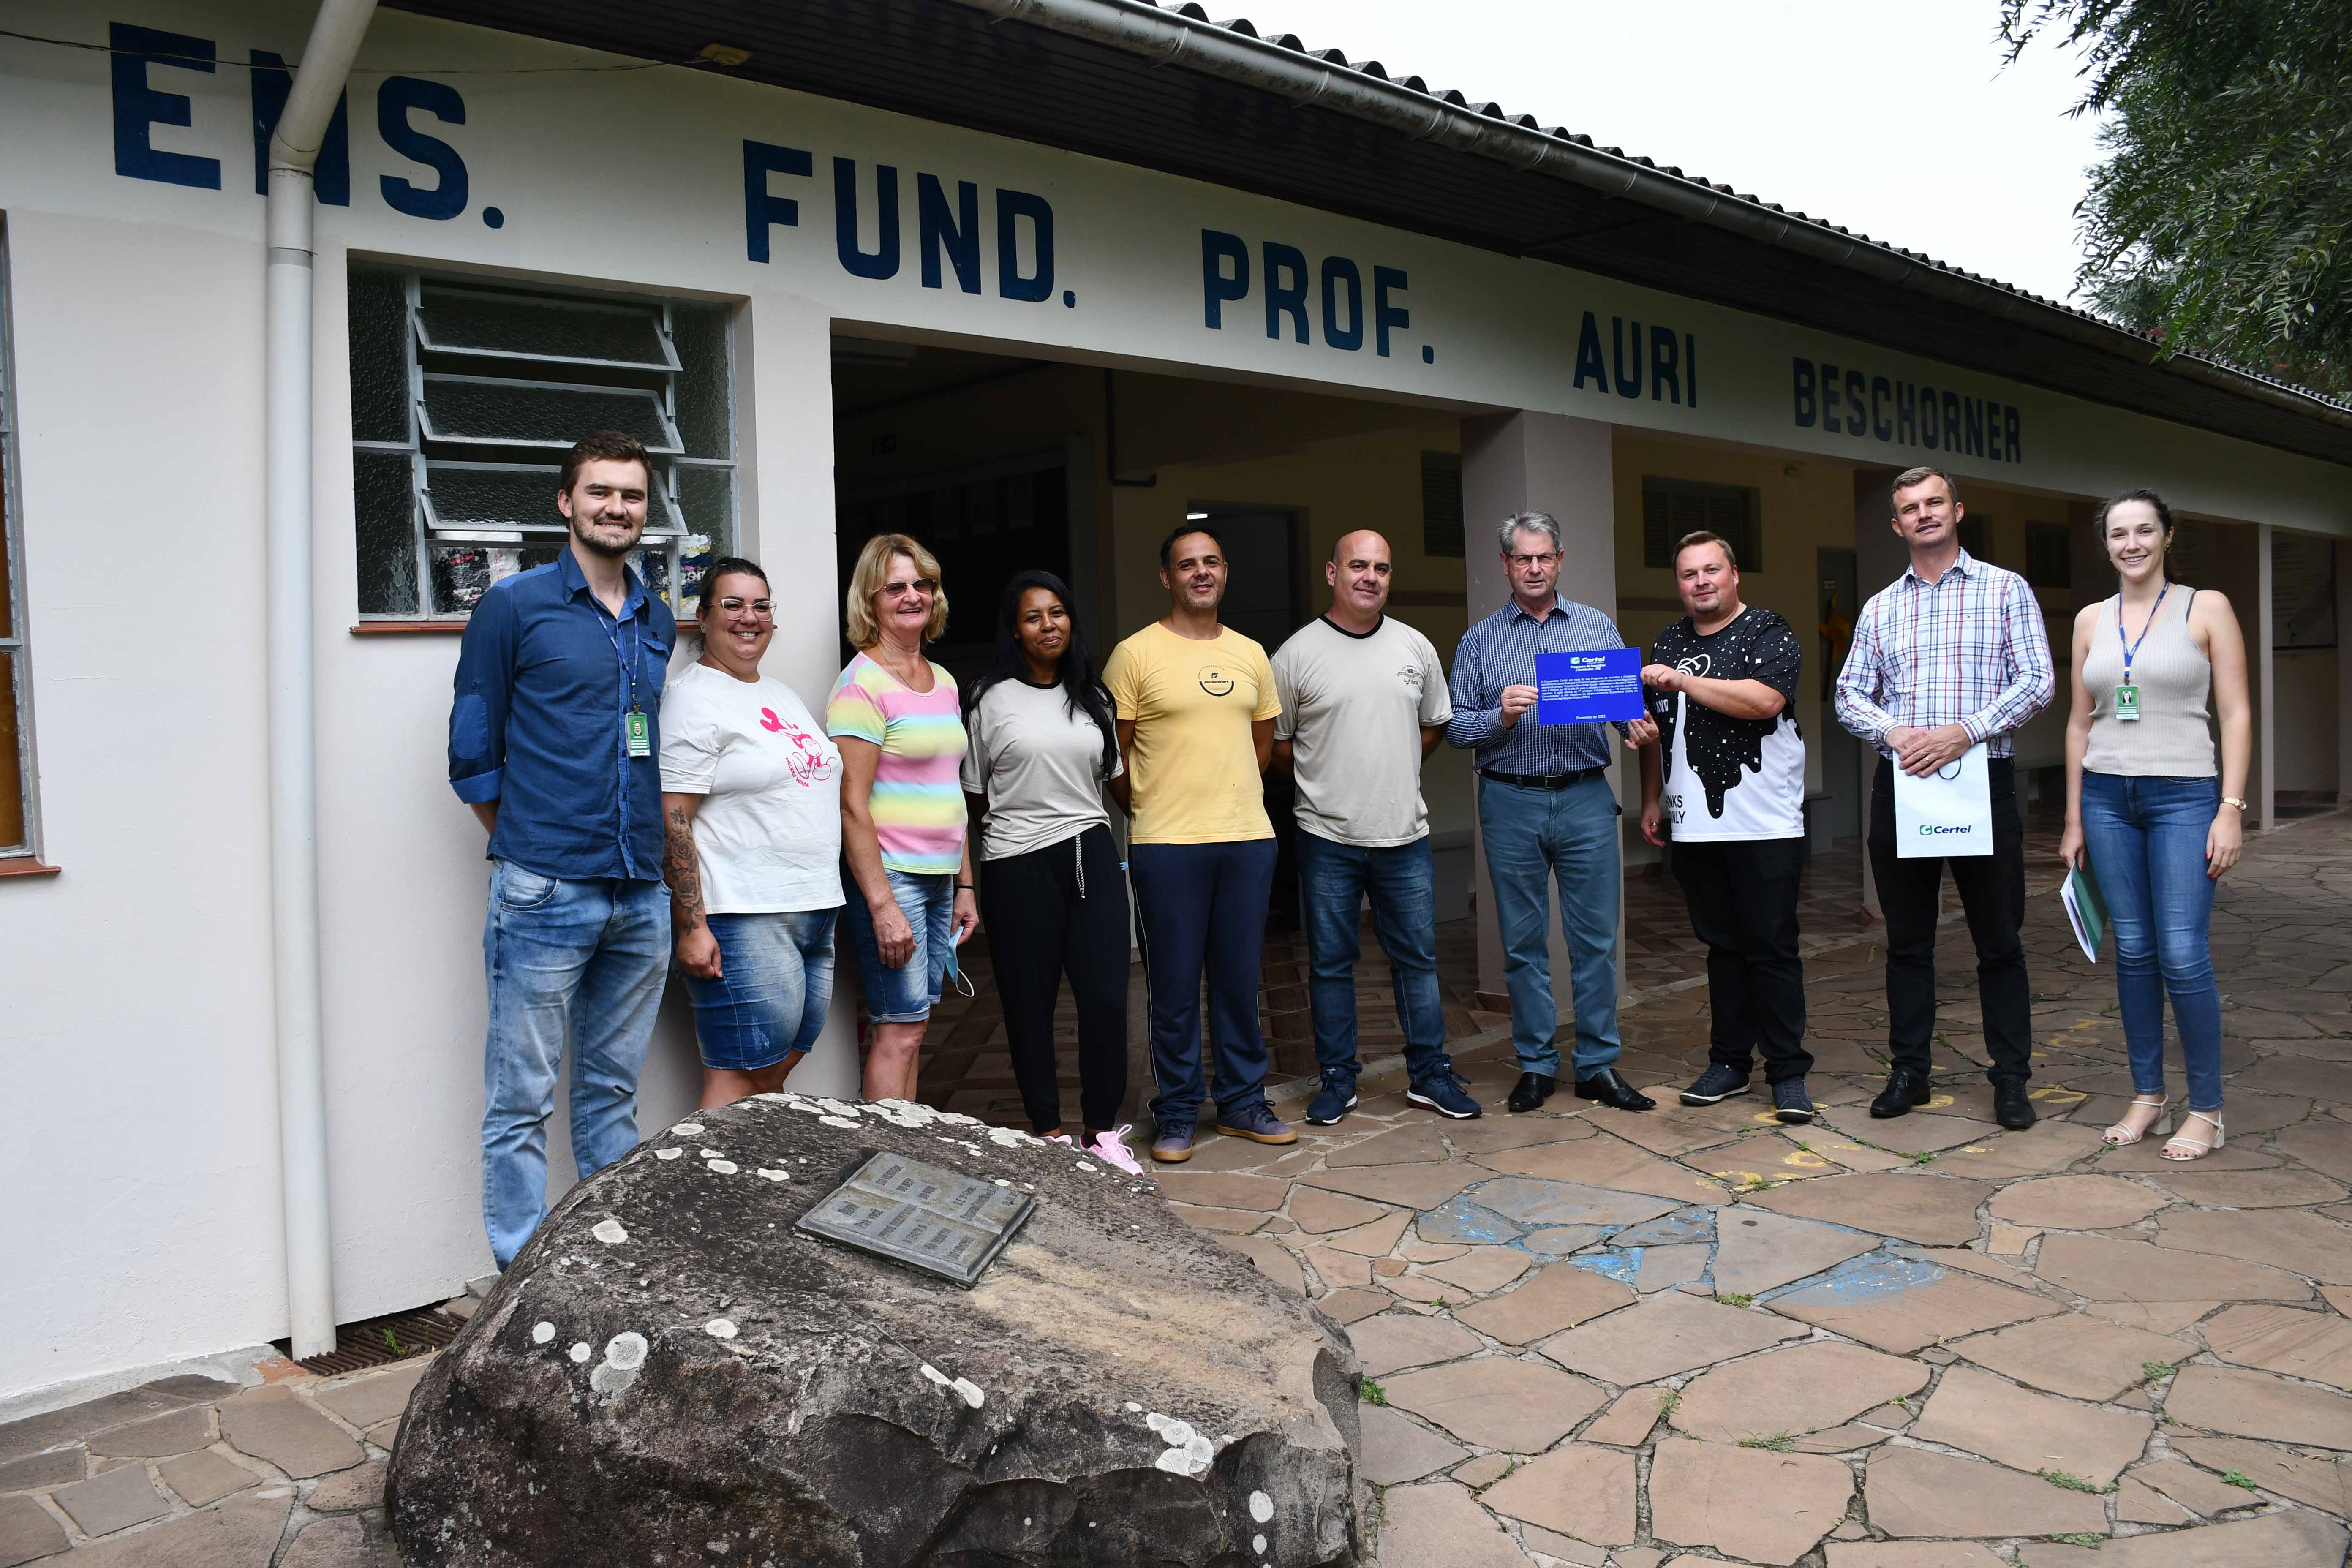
[1214,1103,1299,1146]
[1304,1071,1358,1126]
[1772,1078,1816,1124]
[1407,1071,1482,1120]
[1149,1120,1196,1163]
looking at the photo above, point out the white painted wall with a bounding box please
[2,0,2349,1399]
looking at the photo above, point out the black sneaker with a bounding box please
[1406,1071,1483,1120]
[1680,1064,1752,1106]
[1304,1071,1358,1126]
[1772,1078,1816,1123]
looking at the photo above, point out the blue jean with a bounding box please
[480,861,670,1269]
[2079,772,2225,1112]
[1131,838,1278,1124]
[681,908,839,1071]
[1296,830,1453,1088]
[841,868,956,1024]
[1477,774,1622,1077]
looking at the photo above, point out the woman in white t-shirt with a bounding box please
[659,558,845,1108]
[961,571,1139,1173]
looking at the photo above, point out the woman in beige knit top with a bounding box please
[2058,489,2251,1161]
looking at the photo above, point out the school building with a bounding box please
[3,0,2348,1404]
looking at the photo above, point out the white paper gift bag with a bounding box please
[1892,742,1994,858]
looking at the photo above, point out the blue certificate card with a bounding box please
[1535,647,1645,724]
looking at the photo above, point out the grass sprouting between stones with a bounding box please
[2142,1361,2177,1381]
[2039,1468,2112,1494]
[1359,1377,1386,1406]
[1716,1291,1755,1308]
[2050,1532,2103,1547]
[1738,1432,1796,1451]
[2222,1469,2259,1490]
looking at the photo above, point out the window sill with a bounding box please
[352,621,469,635]
[0,860,61,879]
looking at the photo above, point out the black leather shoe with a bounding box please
[1870,1067,1933,1119]
[1575,1067,1657,1112]
[1506,1072,1556,1113]
[1994,1081,2038,1130]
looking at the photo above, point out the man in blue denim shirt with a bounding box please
[449,430,676,1269]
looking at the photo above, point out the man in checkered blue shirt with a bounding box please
[1835,466,2055,1131]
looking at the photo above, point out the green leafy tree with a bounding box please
[2003,0,2352,397]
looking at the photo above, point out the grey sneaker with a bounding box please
[1214,1103,1299,1146]
[1772,1078,1816,1124]
[1150,1120,1196,1163]
[1680,1063,1752,1105]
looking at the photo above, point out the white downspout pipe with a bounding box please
[265,0,377,1362]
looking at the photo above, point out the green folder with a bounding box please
[2062,861,2110,963]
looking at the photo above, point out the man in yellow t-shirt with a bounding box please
[1106,524,1292,1163]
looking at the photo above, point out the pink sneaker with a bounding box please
[1082,1125,1145,1176]
[1045,1132,1076,1148]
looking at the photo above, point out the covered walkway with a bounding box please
[7,813,2348,1564]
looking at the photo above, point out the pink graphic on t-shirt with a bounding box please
[756,703,837,786]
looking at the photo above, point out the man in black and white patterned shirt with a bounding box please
[1634,529,1817,1122]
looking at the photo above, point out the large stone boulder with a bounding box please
[388,1093,1363,1566]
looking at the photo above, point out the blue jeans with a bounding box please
[2079,772,2224,1112]
[1131,838,1278,1124]
[681,909,839,1071]
[1477,774,1622,1077]
[1296,830,1452,1088]
[481,861,670,1269]
[841,868,956,1024]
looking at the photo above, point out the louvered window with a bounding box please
[1641,478,1761,572]
[348,267,735,619]
[0,226,37,860]
[1421,451,1464,558]
[2025,522,2071,588]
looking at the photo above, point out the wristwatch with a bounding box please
[2220,797,2249,811]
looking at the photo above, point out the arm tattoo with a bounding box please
[662,804,708,934]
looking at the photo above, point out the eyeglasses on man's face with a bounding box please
[880,577,939,599]
[1507,552,1560,569]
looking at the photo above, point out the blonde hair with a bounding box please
[844,533,949,648]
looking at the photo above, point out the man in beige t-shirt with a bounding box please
[1272,530,1477,1126]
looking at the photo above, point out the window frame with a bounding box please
[1641,476,1763,574]
[350,267,736,623]
[0,220,43,862]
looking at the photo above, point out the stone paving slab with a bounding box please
[1647,1436,1854,1565]
[1536,1290,1806,1386]
[2022,1508,2349,1567]
[1670,1341,1928,1443]
[1947,1311,2189,1401]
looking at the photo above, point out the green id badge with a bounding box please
[625,709,652,756]
[2114,681,2141,721]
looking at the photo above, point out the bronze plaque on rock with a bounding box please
[797,1149,1034,1286]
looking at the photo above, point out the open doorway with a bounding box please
[826,331,1485,1116]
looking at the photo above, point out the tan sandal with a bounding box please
[2103,1094,2171,1147]
[2161,1110,2224,1161]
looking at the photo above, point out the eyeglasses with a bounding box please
[713,597,775,620]
[880,577,939,599]
[1507,552,1560,569]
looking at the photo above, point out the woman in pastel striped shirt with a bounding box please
[829,533,976,1101]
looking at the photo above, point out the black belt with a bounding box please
[1481,766,1606,790]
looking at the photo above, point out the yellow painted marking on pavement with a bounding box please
[2028,1086,2088,1103]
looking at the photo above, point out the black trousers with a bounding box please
[977,824,1130,1133]
[1867,757,2034,1084]
[1671,837,1813,1083]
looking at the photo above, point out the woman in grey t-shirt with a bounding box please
[961,572,1138,1173]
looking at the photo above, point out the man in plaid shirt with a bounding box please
[1836,466,2055,1130]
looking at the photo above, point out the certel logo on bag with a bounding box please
[1919,822,1975,836]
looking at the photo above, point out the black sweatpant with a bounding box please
[978,824,1130,1133]
[1867,757,2034,1085]
[1671,836,1813,1083]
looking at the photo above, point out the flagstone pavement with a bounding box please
[4,810,2350,1567]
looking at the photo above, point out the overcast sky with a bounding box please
[1237,0,2107,308]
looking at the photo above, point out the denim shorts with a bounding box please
[841,868,957,1024]
[680,908,840,1072]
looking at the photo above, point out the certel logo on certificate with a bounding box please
[1535,648,1645,724]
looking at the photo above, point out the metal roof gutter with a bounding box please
[952,0,2352,438]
